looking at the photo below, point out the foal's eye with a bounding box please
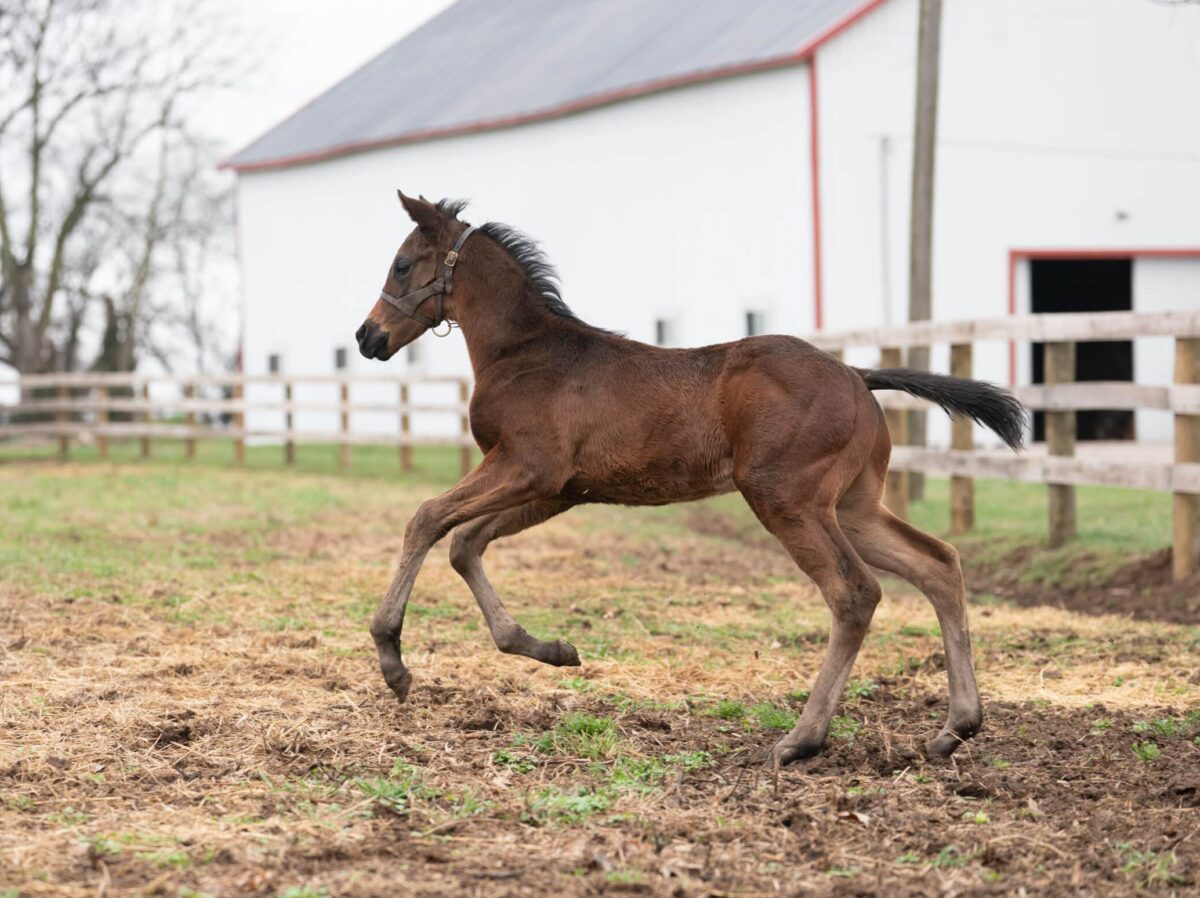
[394,260,411,277]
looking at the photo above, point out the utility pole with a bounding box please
[907,0,943,501]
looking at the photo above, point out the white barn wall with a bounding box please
[237,66,816,438]
[1134,258,1200,442]
[237,0,1200,446]
[818,0,1200,446]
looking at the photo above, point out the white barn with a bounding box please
[227,0,1200,445]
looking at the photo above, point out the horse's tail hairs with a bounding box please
[857,367,1027,451]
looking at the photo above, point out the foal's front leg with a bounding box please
[370,454,547,703]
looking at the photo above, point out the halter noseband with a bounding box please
[378,224,477,334]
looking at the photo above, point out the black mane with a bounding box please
[436,198,616,335]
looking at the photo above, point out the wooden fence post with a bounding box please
[183,382,197,460]
[97,384,109,459]
[233,381,245,464]
[880,346,909,520]
[139,381,151,459]
[399,382,413,472]
[949,342,974,534]
[1173,337,1200,581]
[339,380,351,469]
[56,382,69,459]
[284,381,295,465]
[459,379,472,477]
[1045,341,1076,547]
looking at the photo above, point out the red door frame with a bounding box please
[1005,247,1200,385]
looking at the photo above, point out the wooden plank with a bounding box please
[880,347,908,520]
[284,382,295,465]
[0,397,470,415]
[232,382,245,464]
[0,422,467,449]
[183,383,196,459]
[339,381,351,469]
[97,385,109,459]
[866,383,1198,414]
[459,380,472,477]
[888,447,1176,491]
[1174,338,1200,580]
[139,382,151,459]
[1170,384,1200,415]
[805,309,1200,352]
[9,371,471,389]
[56,383,69,459]
[1045,342,1077,547]
[949,343,973,534]
[400,383,412,472]
[1016,382,1168,412]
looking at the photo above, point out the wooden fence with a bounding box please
[6,310,1200,578]
[807,310,1200,581]
[0,372,476,476]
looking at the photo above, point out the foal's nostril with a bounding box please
[368,331,389,359]
[355,323,367,344]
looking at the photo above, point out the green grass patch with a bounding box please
[750,702,796,730]
[707,699,747,721]
[522,786,613,826]
[1131,741,1162,762]
[537,713,619,760]
[1117,844,1184,887]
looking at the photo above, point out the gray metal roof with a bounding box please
[226,0,879,172]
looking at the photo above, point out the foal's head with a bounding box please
[356,191,473,361]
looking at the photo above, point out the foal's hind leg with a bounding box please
[449,498,580,667]
[840,499,982,758]
[740,484,883,766]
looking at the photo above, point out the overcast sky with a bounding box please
[198,0,456,157]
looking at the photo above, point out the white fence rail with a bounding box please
[0,372,476,475]
[807,310,1200,581]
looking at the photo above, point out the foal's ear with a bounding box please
[397,190,440,236]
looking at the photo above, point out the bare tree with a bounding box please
[0,0,235,374]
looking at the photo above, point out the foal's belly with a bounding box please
[564,456,736,507]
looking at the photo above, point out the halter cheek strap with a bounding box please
[378,224,477,330]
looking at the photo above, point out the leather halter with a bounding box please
[378,224,477,333]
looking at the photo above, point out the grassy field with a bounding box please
[1,445,1197,897]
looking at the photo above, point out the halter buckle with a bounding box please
[444,250,459,268]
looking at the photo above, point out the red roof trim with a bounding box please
[223,0,890,173]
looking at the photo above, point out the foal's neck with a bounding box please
[455,262,605,376]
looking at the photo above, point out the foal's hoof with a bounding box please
[768,736,823,768]
[385,668,414,704]
[549,639,581,667]
[925,728,971,759]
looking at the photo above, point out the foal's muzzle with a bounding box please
[356,321,392,360]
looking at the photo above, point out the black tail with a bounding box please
[859,367,1026,451]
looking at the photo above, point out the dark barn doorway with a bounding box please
[1030,258,1134,442]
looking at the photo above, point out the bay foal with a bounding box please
[356,193,1024,765]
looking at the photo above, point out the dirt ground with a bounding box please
[1,462,1199,897]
